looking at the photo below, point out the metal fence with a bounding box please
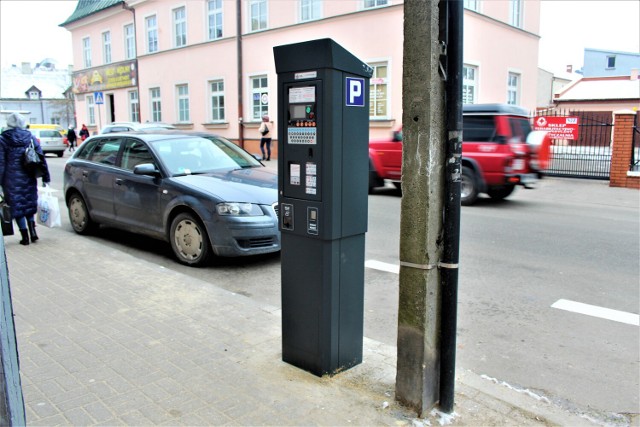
[534,109,613,180]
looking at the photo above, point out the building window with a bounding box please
[150,87,162,122]
[364,0,388,8]
[300,0,321,21]
[29,91,40,100]
[249,0,267,32]
[369,63,388,119]
[507,72,520,105]
[463,65,478,104]
[173,6,187,48]
[250,75,268,120]
[129,90,140,122]
[50,117,61,125]
[87,94,96,125]
[83,37,92,68]
[606,55,616,69]
[125,24,136,59]
[509,0,523,28]
[463,0,479,12]
[209,80,225,122]
[176,84,190,122]
[208,0,223,40]
[102,31,112,64]
[146,15,158,53]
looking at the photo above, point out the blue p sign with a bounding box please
[345,77,365,107]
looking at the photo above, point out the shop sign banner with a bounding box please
[534,116,580,140]
[72,60,137,94]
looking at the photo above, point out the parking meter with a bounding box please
[274,39,372,376]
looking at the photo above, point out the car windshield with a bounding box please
[153,136,262,176]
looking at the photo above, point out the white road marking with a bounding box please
[365,260,399,274]
[552,299,640,326]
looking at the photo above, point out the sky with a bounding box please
[0,0,639,75]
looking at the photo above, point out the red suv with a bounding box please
[368,104,551,205]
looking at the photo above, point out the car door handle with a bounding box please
[115,178,124,186]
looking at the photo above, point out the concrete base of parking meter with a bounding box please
[281,233,365,376]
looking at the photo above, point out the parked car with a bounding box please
[100,122,176,134]
[63,132,280,266]
[28,128,67,157]
[368,103,551,205]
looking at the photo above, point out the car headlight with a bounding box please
[216,202,264,216]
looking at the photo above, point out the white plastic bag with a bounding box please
[37,186,61,228]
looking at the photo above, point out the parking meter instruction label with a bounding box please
[306,162,317,195]
[289,87,316,103]
[290,164,301,185]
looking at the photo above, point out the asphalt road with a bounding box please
[44,153,639,419]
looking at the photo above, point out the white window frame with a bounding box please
[29,91,40,100]
[363,0,388,9]
[606,55,616,69]
[173,6,187,48]
[83,37,92,68]
[250,74,269,121]
[146,15,158,53]
[507,71,520,105]
[128,90,140,122]
[209,79,225,122]
[87,94,96,125]
[102,31,112,64]
[249,0,267,32]
[176,84,190,123]
[462,64,478,104]
[300,0,322,22]
[150,87,162,122]
[207,0,223,40]
[369,62,390,120]
[463,0,479,12]
[124,23,136,59]
[50,117,61,125]
[509,0,523,28]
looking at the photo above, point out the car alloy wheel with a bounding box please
[68,193,97,234]
[170,212,211,266]
[461,166,479,206]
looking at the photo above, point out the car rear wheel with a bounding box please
[461,166,479,206]
[487,185,515,201]
[170,213,211,267]
[57,151,64,157]
[68,193,97,234]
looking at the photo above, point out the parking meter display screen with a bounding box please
[291,105,306,120]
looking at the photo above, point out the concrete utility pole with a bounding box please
[395,0,447,416]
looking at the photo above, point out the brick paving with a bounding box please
[5,223,602,426]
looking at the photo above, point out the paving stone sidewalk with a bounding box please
[3,224,619,426]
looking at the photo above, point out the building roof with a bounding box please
[555,76,640,102]
[59,0,124,27]
[0,65,71,100]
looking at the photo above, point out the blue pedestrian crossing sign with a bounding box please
[94,91,104,104]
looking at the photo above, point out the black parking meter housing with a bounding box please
[274,39,372,376]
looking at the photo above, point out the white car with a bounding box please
[29,129,66,157]
[100,122,176,134]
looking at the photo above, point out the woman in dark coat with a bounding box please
[0,113,51,245]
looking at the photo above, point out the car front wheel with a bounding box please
[461,166,479,206]
[170,212,211,267]
[68,193,97,234]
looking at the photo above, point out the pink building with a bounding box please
[61,0,542,155]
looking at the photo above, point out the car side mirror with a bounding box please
[133,163,160,176]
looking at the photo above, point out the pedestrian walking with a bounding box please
[259,115,272,161]
[79,124,90,142]
[67,126,77,152]
[0,113,51,245]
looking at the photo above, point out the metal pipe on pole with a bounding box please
[236,0,245,149]
[439,0,463,414]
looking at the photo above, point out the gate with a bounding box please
[534,109,613,179]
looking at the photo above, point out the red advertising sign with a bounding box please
[534,116,580,140]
